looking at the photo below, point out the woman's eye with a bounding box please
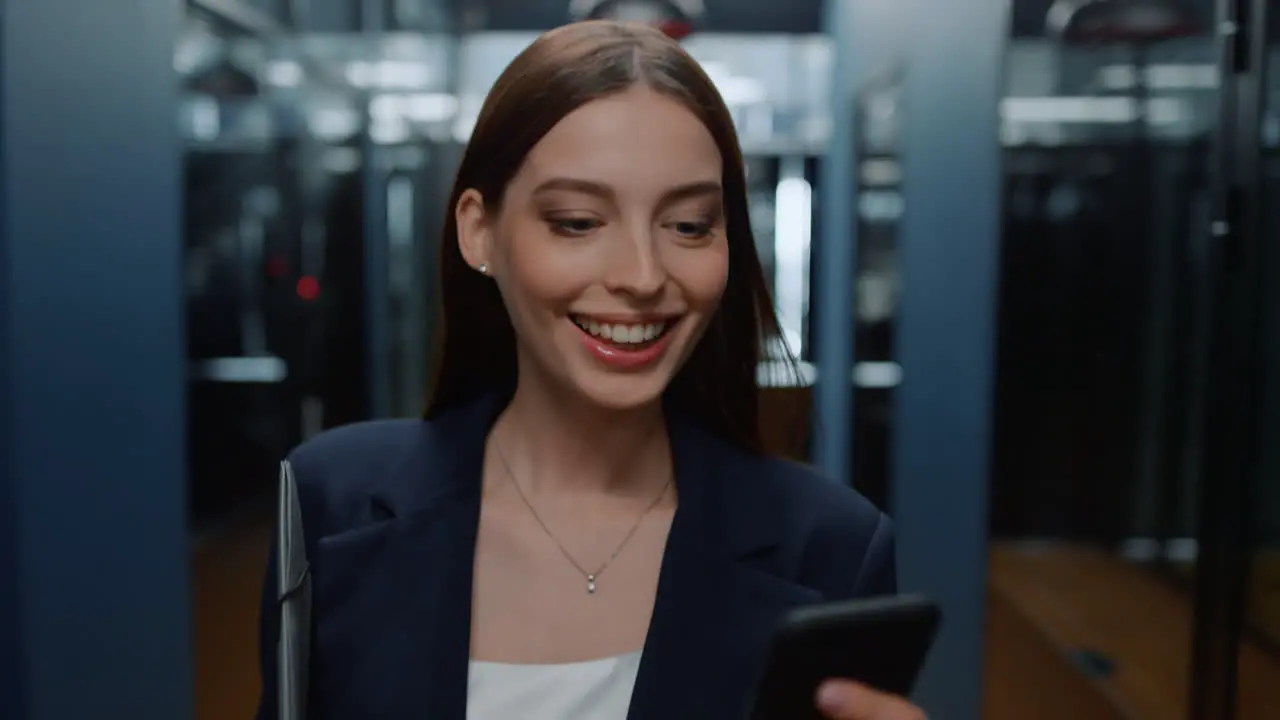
[547,217,600,236]
[670,220,714,239]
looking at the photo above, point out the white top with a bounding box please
[466,651,643,720]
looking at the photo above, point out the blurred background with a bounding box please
[1,0,1278,718]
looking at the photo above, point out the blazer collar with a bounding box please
[309,392,819,720]
[364,391,506,518]
[367,391,788,559]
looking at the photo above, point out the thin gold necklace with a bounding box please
[491,438,671,595]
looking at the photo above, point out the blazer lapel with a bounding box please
[307,397,502,720]
[627,419,823,720]
[311,492,478,719]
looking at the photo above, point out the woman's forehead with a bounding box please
[514,88,722,196]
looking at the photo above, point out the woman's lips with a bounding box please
[570,315,680,370]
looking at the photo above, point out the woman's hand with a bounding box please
[815,679,926,720]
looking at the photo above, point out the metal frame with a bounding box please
[1189,0,1271,718]
[189,0,285,34]
[0,1,191,717]
[361,0,394,418]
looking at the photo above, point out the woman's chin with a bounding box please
[569,370,672,413]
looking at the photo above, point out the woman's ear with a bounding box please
[456,188,492,273]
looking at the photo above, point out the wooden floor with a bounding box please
[190,519,1280,720]
[192,517,269,720]
[982,578,1128,720]
[990,544,1280,720]
[1249,549,1280,649]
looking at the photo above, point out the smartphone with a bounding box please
[747,594,942,720]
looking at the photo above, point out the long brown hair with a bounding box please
[425,20,791,453]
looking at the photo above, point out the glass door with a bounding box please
[1234,4,1280,717]
[1188,1,1277,717]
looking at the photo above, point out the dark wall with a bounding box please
[990,143,1209,541]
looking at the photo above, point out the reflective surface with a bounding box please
[987,9,1280,718]
[180,27,459,523]
[1241,7,1280,711]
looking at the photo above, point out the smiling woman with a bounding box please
[429,20,773,442]
[451,82,732,410]
[257,19,920,720]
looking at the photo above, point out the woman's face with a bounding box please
[457,86,729,411]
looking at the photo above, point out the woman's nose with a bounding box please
[603,227,667,298]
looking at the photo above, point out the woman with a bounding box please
[257,19,926,720]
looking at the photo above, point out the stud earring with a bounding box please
[477,263,488,274]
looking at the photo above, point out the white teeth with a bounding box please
[573,316,668,344]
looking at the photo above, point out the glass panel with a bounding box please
[1257,39,1280,646]
[181,20,305,524]
[985,22,1229,720]
[850,68,905,510]
[181,26,458,525]
[1239,14,1280,719]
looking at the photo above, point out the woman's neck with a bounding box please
[490,378,671,498]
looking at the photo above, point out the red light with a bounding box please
[657,19,693,40]
[296,276,320,301]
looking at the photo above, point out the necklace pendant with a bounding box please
[587,575,596,594]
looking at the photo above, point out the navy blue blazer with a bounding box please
[256,392,896,720]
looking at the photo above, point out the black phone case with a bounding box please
[747,594,942,720]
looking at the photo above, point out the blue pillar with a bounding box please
[816,0,909,482]
[891,0,1007,718]
[0,2,191,718]
[362,0,393,419]
[813,0,859,483]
